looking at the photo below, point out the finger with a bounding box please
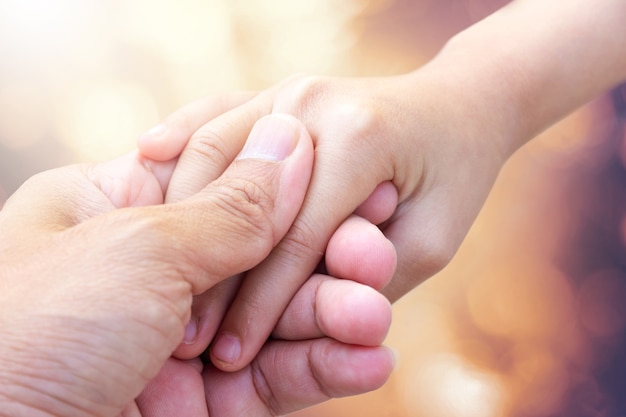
[137,92,257,161]
[325,215,397,291]
[135,358,208,417]
[203,339,395,417]
[272,274,392,346]
[0,152,175,237]
[86,152,176,209]
[172,275,242,360]
[354,181,399,225]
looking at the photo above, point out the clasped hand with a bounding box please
[0,115,394,417]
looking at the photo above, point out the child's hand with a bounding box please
[138,72,505,372]
[138,0,626,373]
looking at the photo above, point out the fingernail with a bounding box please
[183,318,198,345]
[211,332,241,365]
[140,124,166,141]
[237,114,299,161]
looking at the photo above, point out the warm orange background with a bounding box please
[1,1,625,416]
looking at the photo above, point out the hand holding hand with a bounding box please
[138,71,503,373]
[137,0,626,374]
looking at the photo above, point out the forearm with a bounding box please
[421,0,626,158]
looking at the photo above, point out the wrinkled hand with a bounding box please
[0,115,394,417]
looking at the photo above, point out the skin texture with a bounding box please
[0,115,395,417]
[137,0,626,373]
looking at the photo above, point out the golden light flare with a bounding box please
[227,0,371,85]
[390,286,460,353]
[578,268,626,338]
[507,345,570,416]
[402,353,508,417]
[466,263,575,340]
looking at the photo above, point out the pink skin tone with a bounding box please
[0,115,394,417]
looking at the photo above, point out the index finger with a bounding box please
[137,92,257,163]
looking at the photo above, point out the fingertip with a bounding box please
[171,316,208,360]
[209,332,242,372]
[313,343,395,396]
[137,124,164,156]
[173,277,242,360]
[137,124,183,161]
[316,279,392,346]
[326,216,397,290]
[354,181,398,225]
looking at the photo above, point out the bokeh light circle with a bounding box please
[578,268,626,338]
[55,82,159,161]
[0,83,50,150]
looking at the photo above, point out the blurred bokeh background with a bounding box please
[1,0,625,416]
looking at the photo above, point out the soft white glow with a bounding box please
[0,0,93,43]
[227,0,364,81]
[56,83,159,161]
[0,83,49,150]
[403,353,507,417]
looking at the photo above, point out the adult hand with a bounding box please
[1,115,396,417]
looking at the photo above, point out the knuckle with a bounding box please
[275,74,330,116]
[285,73,325,93]
[212,177,276,245]
[186,128,232,168]
[275,218,325,263]
[102,209,170,252]
[336,99,384,148]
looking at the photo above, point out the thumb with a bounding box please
[150,113,314,294]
